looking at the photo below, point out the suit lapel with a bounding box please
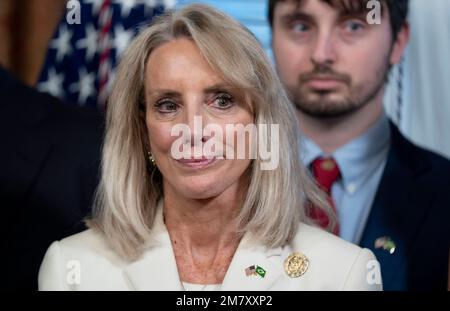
[360,123,432,289]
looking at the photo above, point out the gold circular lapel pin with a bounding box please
[284,252,309,278]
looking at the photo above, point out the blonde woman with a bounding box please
[38,4,381,291]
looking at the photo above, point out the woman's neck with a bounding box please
[162,183,244,284]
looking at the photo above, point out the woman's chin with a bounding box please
[161,162,249,201]
[177,185,224,200]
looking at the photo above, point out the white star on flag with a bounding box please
[38,67,65,98]
[50,25,74,63]
[76,24,99,61]
[70,68,96,105]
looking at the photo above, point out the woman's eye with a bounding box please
[155,100,178,113]
[343,20,365,33]
[211,93,234,109]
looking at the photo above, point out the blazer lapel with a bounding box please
[220,235,288,291]
[360,123,433,289]
[122,245,183,291]
[123,205,183,291]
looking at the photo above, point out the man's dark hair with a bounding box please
[268,0,409,40]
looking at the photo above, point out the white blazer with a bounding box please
[38,205,382,291]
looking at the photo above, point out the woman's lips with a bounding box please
[175,157,218,169]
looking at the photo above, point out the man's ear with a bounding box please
[390,22,410,65]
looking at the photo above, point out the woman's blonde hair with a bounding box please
[89,4,333,261]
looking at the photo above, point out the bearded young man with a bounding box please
[270,0,450,290]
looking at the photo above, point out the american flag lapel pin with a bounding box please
[245,265,266,278]
[375,236,396,254]
[245,265,256,277]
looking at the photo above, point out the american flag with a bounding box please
[37,0,176,109]
[245,265,256,277]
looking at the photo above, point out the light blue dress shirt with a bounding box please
[301,114,391,244]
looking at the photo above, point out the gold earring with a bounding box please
[147,151,156,166]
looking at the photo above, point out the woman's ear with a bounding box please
[390,22,410,65]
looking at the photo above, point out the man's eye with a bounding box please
[155,100,178,113]
[211,93,234,109]
[343,20,365,33]
[291,22,310,33]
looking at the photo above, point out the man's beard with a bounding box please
[291,61,390,119]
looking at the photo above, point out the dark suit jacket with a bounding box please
[0,67,104,290]
[360,122,450,291]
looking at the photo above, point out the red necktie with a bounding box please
[309,157,341,235]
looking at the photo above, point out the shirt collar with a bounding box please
[301,114,391,193]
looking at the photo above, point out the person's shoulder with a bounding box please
[52,229,124,266]
[404,138,450,171]
[417,146,450,174]
[391,123,450,176]
[39,229,129,290]
[59,229,105,248]
[289,224,381,290]
[293,223,366,259]
[0,66,103,140]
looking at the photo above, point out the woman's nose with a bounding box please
[182,99,210,147]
